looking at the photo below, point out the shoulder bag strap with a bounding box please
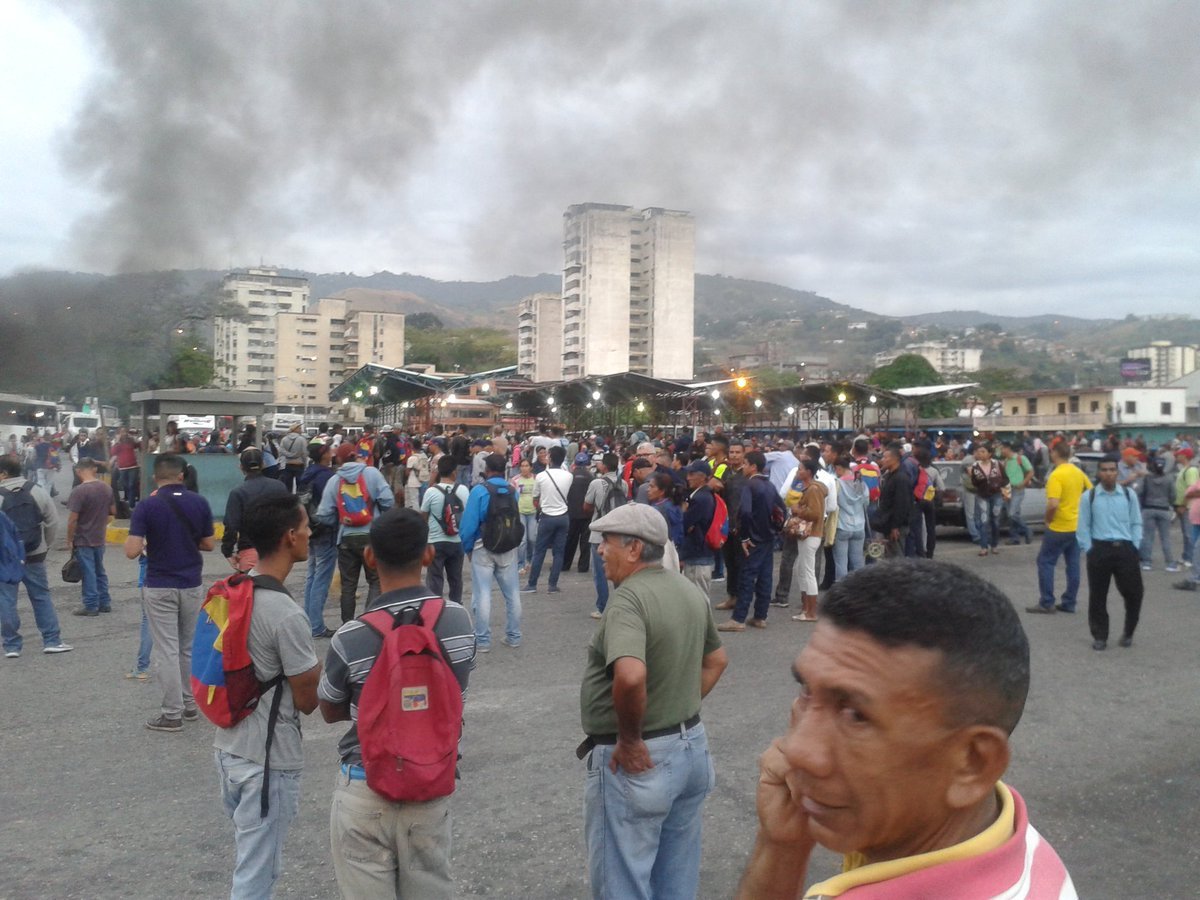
[162,492,201,544]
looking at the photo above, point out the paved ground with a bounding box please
[3,485,1199,898]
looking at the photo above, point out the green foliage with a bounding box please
[405,326,516,372]
[406,312,445,330]
[749,368,803,390]
[156,345,216,388]
[868,354,942,390]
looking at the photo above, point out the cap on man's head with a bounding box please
[590,503,669,547]
[335,443,358,464]
[1177,448,1195,460]
[289,423,302,433]
[686,459,711,475]
[574,452,592,465]
[240,448,263,470]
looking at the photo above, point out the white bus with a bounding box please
[0,393,59,449]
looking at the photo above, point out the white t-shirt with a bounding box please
[534,468,572,517]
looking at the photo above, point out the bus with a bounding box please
[0,393,59,449]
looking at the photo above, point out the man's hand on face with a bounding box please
[756,739,815,849]
[610,738,654,775]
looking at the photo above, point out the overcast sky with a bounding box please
[2,0,1197,317]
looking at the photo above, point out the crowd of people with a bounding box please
[5,415,1198,898]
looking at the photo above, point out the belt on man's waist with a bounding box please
[340,763,367,781]
[576,713,701,760]
[1093,538,1132,545]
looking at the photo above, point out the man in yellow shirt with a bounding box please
[1028,442,1093,614]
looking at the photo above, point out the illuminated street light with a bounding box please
[837,392,847,403]
[869,394,877,404]
[592,390,601,401]
[354,390,363,399]
[480,382,490,393]
[710,389,720,400]
[368,385,379,396]
[736,377,748,389]
[341,398,350,406]
[586,402,593,409]
[754,398,763,409]
[636,402,645,413]
[505,401,513,410]
[447,393,457,403]
[786,406,795,416]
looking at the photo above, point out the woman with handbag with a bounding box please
[788,458,827,623]
[969,442,1009,556]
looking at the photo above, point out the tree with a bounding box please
[155,345,216,388]
[407,312,445,330]
[867,354,941,390]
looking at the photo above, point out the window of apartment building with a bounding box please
[1026,398,1038,415]
[1125,401,1137,416]
[1161,402,1172,416]
[1057,402,1066,414]
[1011,405,1019,415]
[1068,396,1079,414]
[1090,401,1100,412]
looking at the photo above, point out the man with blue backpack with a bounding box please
[460,453,524,651]
[0,455,72,658]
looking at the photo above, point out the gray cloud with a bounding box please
[56,0,1200,315]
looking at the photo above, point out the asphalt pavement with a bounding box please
[2,483,1199,898]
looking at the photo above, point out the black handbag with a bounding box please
[62,552,82,584]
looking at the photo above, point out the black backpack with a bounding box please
[481,483,523,553]
[599,475,626,516]
[437,485,464,537]
[0,480,43,554]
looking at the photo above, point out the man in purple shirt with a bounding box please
[124,454,215,732]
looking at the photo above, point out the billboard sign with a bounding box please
[1119,358,1153,381]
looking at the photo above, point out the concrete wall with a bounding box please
[563,204,632,378]
[642,208,695,380]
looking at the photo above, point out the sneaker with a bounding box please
[770,600,790,609]
[125,669,150,682]
[547,586,562,594]
[1140,563,1152,572]
[1054,604,1076,614]
[71,607,99,617]
[145,715,183,732]
[712,576,725,583]
[520,586,537,594]
[501,639,521,649]
[1173,579,1198,592]
[1092,639,1107,651]
[43,643,74,654]
[716,620,745,633]
[182,707,200,722]
[589,610,602,620]
[98,606,112,613]
[476,645,491,654]
[1165,564,1181,573]
[1025,605,1056,615]
[1118,634,1133,648]
[313,628,337,639]
[4,649,20,658]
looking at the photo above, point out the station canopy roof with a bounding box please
[329,364,519,405]
[497,372,729,409]
[759,381,908,408]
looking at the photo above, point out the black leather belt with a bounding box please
[576,713,701,759]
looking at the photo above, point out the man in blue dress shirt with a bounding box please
[1077,454,1144,651]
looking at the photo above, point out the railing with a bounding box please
[974,412,1108,430]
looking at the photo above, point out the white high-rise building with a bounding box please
[213,268,309,391]
[559,203,694,381]
[517,293,563,383]
[1127,341,1197,386]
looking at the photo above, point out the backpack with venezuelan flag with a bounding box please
[335,473,374,527]
[191,573,286,817]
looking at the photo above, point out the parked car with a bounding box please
[933,459,1048,534]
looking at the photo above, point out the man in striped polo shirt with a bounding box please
[318,507,476,899]
[736,559,1075,899]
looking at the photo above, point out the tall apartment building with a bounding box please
[873,342,982,376]
[213,268,310,392]
[517,293,564,382]
[1127,341,1197,386]
[560,203,694,381]
[275,298,406,419]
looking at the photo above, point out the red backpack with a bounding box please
[356,597,463,803]
[705,493,730,550]
[335,473,374,526]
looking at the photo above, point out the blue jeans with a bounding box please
[471,547,522,647]
[74,545,113,611]
[517,512,538,568]
[591,544,609,612]
[527,513,568,589]
[833,529,865,582]
[1037,530,1081,610]
[584,723,715,900]
[712,551,725,579]
[1006,488,1031,540]
[0,560,62,653]
[735,541,774,623]
[974,494,1004,549]
[136,607,152,672]
[963,492,979,541]
[303,532,338,635]
[1139,508,1175,566]
[119,467,140,507]
[215,749,302,900]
